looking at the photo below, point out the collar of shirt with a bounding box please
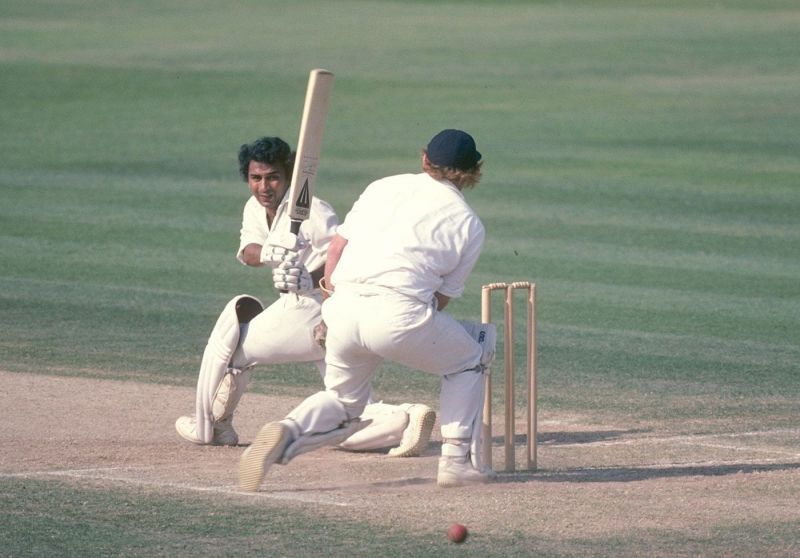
[431,176,464,199]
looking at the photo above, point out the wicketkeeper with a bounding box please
[175,136,436,457]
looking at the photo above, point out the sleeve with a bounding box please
[437,217,485,298]
[335,181,379,241]
[298,198,339,273]
[237,197,267,264]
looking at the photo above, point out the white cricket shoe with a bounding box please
[239,421,292,492]
[388,404,436,457]
[175,415,239,446]
[437,455,496,488]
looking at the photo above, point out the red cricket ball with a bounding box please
[447,523,468,543]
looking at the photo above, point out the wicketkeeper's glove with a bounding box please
[272,260,314,293]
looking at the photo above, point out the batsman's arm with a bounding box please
[323,233,348,298]
[240,243,264,267]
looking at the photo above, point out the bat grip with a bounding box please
[279,220,303,295]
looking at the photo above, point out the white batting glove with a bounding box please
[272,260,314,293]
[260,244,301,268]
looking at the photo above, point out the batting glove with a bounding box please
[272,260,314,293]
[260,244,301,268]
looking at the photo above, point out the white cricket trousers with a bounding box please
[231,293,325,371]
[222,292,411,451]
[319,285,484,440]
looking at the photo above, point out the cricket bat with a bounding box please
[286,68,335,239]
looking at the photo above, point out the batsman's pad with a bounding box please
[195,295,264,443]
[458,320,497,367]
[211,369,251,422]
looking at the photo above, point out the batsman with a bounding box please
[175,135,436,457]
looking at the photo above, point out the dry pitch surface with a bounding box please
[3,371,799,546]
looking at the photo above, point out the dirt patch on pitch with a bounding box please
[2,371,800,542]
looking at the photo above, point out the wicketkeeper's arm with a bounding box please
[322,233,348,297]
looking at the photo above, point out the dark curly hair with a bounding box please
[237,136,295,181]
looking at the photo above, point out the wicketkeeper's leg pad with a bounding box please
[458,320,497,368]
[279,390,371,463]
[440,362,489,471]
[280,418,371,464]
[440,393,488,471]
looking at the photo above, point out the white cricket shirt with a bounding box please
[237,192,338,273]
[333,173,485,303]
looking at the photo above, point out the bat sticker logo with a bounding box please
[296,178,311,209]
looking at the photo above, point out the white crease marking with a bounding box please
[547,428,800,457]
[1,468,351,507]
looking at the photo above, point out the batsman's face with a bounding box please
[248,161,289,216]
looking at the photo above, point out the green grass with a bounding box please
[4,478,798,558]
[0,478,473,558]
[1,0,799,555]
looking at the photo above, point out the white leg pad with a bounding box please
[440,363,488,471]
[284,390,354,432]
[211,369,251,421]
[441,394,487,472]
[337,402,409,451]
[280,418,372,464]
[195,295,263,443]
[442,440,470,457]
[470,392,487,470]
[279,390,370,463]
[458,320,497,367]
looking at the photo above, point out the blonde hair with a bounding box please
[422,152,483,189]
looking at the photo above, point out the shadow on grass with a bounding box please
[265,476,435,493]
[485,430,650,447]
[538,429,650,445]
[501,461,800,483]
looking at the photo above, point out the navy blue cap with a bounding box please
[426,129,482,171]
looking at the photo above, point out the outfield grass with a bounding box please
[1,1,799,555]
[4,479,473,558]
[4,477,798,558]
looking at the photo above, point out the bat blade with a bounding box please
[287,68,334,235]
